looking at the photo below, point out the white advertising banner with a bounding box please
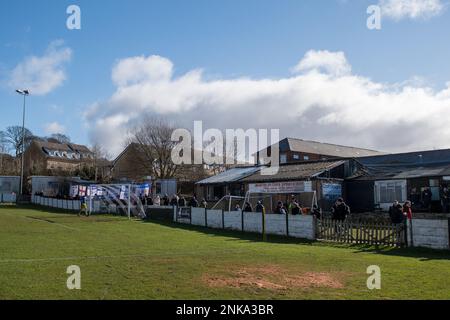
[248,181,312,194]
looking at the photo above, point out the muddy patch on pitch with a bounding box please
[203,266,344,290]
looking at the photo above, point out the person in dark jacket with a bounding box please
[441,186,450,213]
[189,195,199,207]
[255,201,265,213]
[331,198,350,221]
[422,188,432,211]
[170,194,179,207]
[312,205,322,220]
[290,201,302,215]
[389,200,405,224]
[178,196,186,207]
[243,202,253,212]
[162,194,170,206]
[274,201,287,214]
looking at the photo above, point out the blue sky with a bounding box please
[1,0,450,155]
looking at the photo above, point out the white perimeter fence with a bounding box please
[175,207,316,240]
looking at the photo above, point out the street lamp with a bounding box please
[15,89,30,197]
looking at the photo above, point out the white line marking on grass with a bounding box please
[0,254,151,263]
[0,249,242,264]
[24,216,79,231]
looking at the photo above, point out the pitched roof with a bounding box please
[241,160,346,183]
[285,138,385,158]
[350,164,450,181]
[33,140,93,160]
[196,166,261,185]
[358,148,450,167]
[35,140,72,152]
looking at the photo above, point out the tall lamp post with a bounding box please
[15,89,30,197]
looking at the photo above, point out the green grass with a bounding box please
[0,205,449,300]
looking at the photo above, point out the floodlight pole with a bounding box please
[16,89,29,196]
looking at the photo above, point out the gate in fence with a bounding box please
[316,217,407,247]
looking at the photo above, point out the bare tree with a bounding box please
[0,126,34,156]
[130,116,180,179]
[0,131,8,174]
[91,143,112,182]
[48,133,71,144]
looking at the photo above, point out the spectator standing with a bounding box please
[162,194,170,206]
[243,202,253,212]
[170,194,179,207]
[331,198,350,221]
[441,186,450,213]
[422,188,432,211]
[189,195,199,207]
[290,201,302,215]
[389,200,405,224]
[201,198,208,209]
[274,201,287,215]
[255,201,265,214]
[403,201,413,220]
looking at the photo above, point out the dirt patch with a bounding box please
[203,265,344,290]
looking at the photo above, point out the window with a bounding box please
[280,153,287,164]
[303,155,310,161]
[293,154,300,160]
[375,180,406,204]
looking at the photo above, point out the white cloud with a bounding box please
[291,50,351,76]
[44,122,66,135]
[379,0,446,20]
[85,50,450,157]
[112,55,173,87]
[9,40,72,95]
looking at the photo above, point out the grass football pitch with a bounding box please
[0,205,449,300]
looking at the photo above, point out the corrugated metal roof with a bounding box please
[196,166,262,185]
[393,166,450,179]
[241,160,346,183]
[286,138,384,158]
[350,164,450,181]
[358,148,450,167]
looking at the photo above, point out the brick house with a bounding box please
[23,140,96,177]
[256,137,385,165]
[0,153,18,175]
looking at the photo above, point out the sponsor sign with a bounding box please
[248,181,312,194]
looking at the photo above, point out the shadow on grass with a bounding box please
[145,218,450,261]
[348,244,450,261]
[143,218,316,246]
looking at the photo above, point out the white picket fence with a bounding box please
[182,207,316,240]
